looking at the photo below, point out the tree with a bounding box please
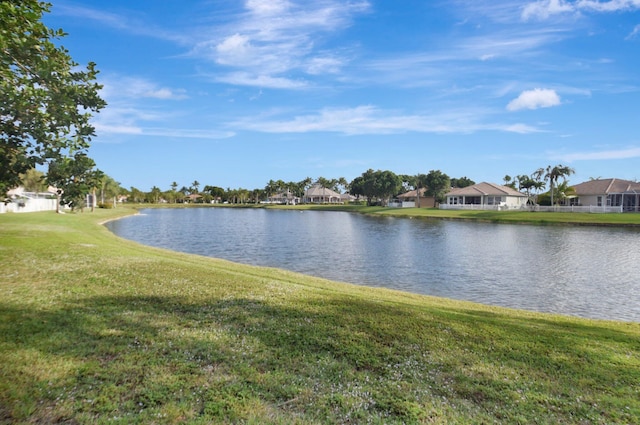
[98,174,120,206]
[147,186,162,204]
[203,185,225,202]
[412,173,429,207]
[516,174,544,205]
[1,1,105,196]
[450,176,475,188]
[315,176,333,189]
[250,188,264,204]
[46,152,101,211]
[335,177,348,194]
[424,170,451,207]
[290,177,312,198]
[544,164,575,206]
[20,168,47,192]
[553,180,576,205]
[349,169,401,206]
[400,174,417,192]
[190,180,200,194]
[129,187,144,203]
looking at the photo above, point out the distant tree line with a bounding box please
[13,160,579,209]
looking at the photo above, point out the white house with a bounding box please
[571,178,640,212]
[1,186,59,213]
[442,182,528,210]
[267,190,300,205]
[303,184,342,204]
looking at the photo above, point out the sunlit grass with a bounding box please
[1,208,639,424]
[270,204,640,226]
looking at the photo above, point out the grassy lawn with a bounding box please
[1,208,639,424]
[266,204,640,226]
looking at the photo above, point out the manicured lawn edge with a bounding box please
[264,204,640,227]
[1,208,639,424]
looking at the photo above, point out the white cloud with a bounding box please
[245,0,291,16]
[232,105,542,135]
[577,0,640,13]
[522,0,574,20]
[626,24,640,39]
[306,56,344,75]
[213,72,309,89]
[191,0,371,87]
[502,123,543,133]
[522,0,640,20]
[556,146,640,161]
[507,88,561,111]
[100,77,188,101]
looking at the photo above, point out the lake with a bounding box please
[106,208,640,322]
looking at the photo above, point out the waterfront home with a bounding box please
[267,190,300,205]
[571,178,640,212]
[442,182,528,210]
[303,184,342,204]
[396,188,436,208]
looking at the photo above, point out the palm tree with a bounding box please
[554,181,576,205]
[544,164,575,206]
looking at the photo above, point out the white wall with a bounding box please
[0,198,57,213]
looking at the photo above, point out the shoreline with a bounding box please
[103,206,639,322]
[2,208,639,423]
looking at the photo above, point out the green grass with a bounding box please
[265,204,640,226]
[1,208,639,424]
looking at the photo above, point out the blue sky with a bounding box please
[44,0,640,191]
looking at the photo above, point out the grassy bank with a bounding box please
[1,208,639,424]
[265,204,640,227]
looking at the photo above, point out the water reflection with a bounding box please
[106,208,640,322]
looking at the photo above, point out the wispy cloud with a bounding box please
[626,24,640,39]
[232,105,542,135]
[100,76,188,100]
[522,0,640,21]
[555,146,640,161]
[206,72,310,89]
[190,0,371,88]
[94,117,235,140]
[53,2,189,44]
[507,88,561,110]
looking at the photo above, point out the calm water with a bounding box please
[106,208,640,322]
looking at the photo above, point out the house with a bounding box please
[184,193,202,203]
[442,182,528,210]
[267,190,300,205]
[571,178,640,212]
[303,184,342,204]
[1,186,59,213]
[339,192,357,203]
[396,188,436,208]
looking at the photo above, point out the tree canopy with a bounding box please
[1,0,105,196]
[350,169,402,206]
[424,170,451,207]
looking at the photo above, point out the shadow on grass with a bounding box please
[1,294,639,423]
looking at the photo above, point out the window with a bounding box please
[464,196,481,204]
[597,196,602,207]
[607,194,622,206]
